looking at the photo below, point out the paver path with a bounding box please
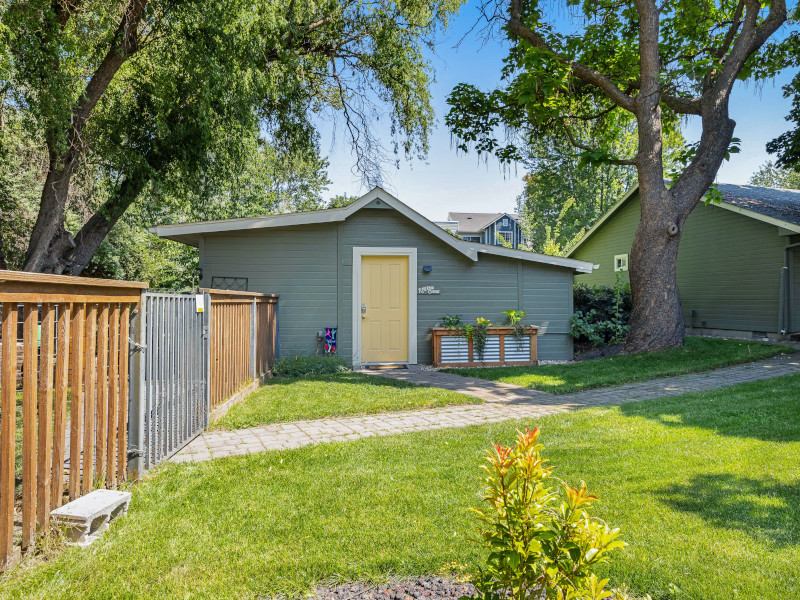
[172,353,800,463]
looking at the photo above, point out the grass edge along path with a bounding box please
[443,337,794,393]
[213,371,481,430]
[1,373,798,599]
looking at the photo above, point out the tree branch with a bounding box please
[660,93,702,115]
[711,0,786,100]
[507,0,636,112]
[561,121,638,166]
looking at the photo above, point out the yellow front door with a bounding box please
[361,255,409,363]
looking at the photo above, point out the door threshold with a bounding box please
[363,363,409,370]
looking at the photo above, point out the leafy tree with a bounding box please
[517,116,685,253]
[749,160,800,188]
[446,0,791,352]
[327,193,358,208]
[4,0,462,274]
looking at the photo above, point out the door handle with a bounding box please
[361,305,367,319]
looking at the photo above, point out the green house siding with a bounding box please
[201,224,339,358]
[572,193,787,334]
[201,206,576,363]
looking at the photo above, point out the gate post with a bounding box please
[250,298,257,380]
[203,293,211,428]
[127,299,147,480]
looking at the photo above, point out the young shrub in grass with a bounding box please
[272,355,350,377]
[468,428,624,600]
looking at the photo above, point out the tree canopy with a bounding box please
[446,0,793,351]
[516,115,685,254]
[2,0,463,274]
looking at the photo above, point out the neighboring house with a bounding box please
[434,212,526,249]
[153,188,593,366]
[567,183,800,340]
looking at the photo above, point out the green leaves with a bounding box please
[470,429,626,600]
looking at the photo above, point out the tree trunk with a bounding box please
[62,176,145,276]
[625,187,688,352]
[21,0,148,274]
[0,231,7,271]
[22,152,79,273]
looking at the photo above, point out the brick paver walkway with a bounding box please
[172,353,800,463]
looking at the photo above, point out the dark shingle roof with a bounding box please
[446,212,520,233]
[716,183,800,227]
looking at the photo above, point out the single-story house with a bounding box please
[153,187,594,366]
[567,183,800,339]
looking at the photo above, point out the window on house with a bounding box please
[497,231,513,245]
[501,217,509,227]
[462,235,481,243]
[614,254,629,272]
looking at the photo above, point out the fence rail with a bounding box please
[0,270,147,569]
[0,274,278,569]
[202,289,278,412]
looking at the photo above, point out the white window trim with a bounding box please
[352,247,418,367]
[614,254,629,272]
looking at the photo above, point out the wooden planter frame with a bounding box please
[431,326,538,368]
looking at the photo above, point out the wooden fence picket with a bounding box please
[0,273,280,569]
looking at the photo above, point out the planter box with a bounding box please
[431,326,538,368]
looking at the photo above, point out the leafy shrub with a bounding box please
[440,314,464,328]
[573,279,632,320]
[272,355,350,377]
[469,428,625,600]
[571,278,631,347]
[503,309,528,340]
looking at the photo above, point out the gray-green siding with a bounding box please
[572,192,791,334]
[200,206,575,363]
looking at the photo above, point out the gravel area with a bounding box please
[312,577,476,600]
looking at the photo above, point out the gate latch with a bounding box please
[129,338,147,352]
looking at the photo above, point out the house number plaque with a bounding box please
[418,285,440,295]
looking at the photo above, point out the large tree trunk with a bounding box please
[0,231,7,271]
[63,176,146,276]
[23,152,80,273]
[625,188,688,351]
[21,0,148,274]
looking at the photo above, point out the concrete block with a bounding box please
[50,489,132,546]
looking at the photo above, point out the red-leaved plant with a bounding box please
[468,428,625,600]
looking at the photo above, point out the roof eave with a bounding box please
[475,245,595,273]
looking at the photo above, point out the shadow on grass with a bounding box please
[656,473,800,547]
[618,373,800,442]
[261,371,421,390]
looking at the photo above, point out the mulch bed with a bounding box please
[573,343,624,362]
[313,577,476,600]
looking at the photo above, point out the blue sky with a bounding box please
[318,2,796,222]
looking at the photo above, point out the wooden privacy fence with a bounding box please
[203,289,278,413]
[0,270,147,569]
[0,275,278,569]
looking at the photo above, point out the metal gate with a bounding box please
[138,292,209,468]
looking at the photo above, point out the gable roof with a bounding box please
[446,212,520,233]
[151,187,594,273]
[566,182,800,257]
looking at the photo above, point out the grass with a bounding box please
[213,372,480,429]
[2,373,799,599]
[443,337,793,393]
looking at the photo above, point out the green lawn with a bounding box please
[443,337,794,393]
[2,373,799,599]
[213,372,479,429]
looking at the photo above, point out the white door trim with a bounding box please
[352,247,418,367]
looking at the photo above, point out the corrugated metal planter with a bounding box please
[431,326,538,367]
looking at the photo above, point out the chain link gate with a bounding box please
[133,292,210,469]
